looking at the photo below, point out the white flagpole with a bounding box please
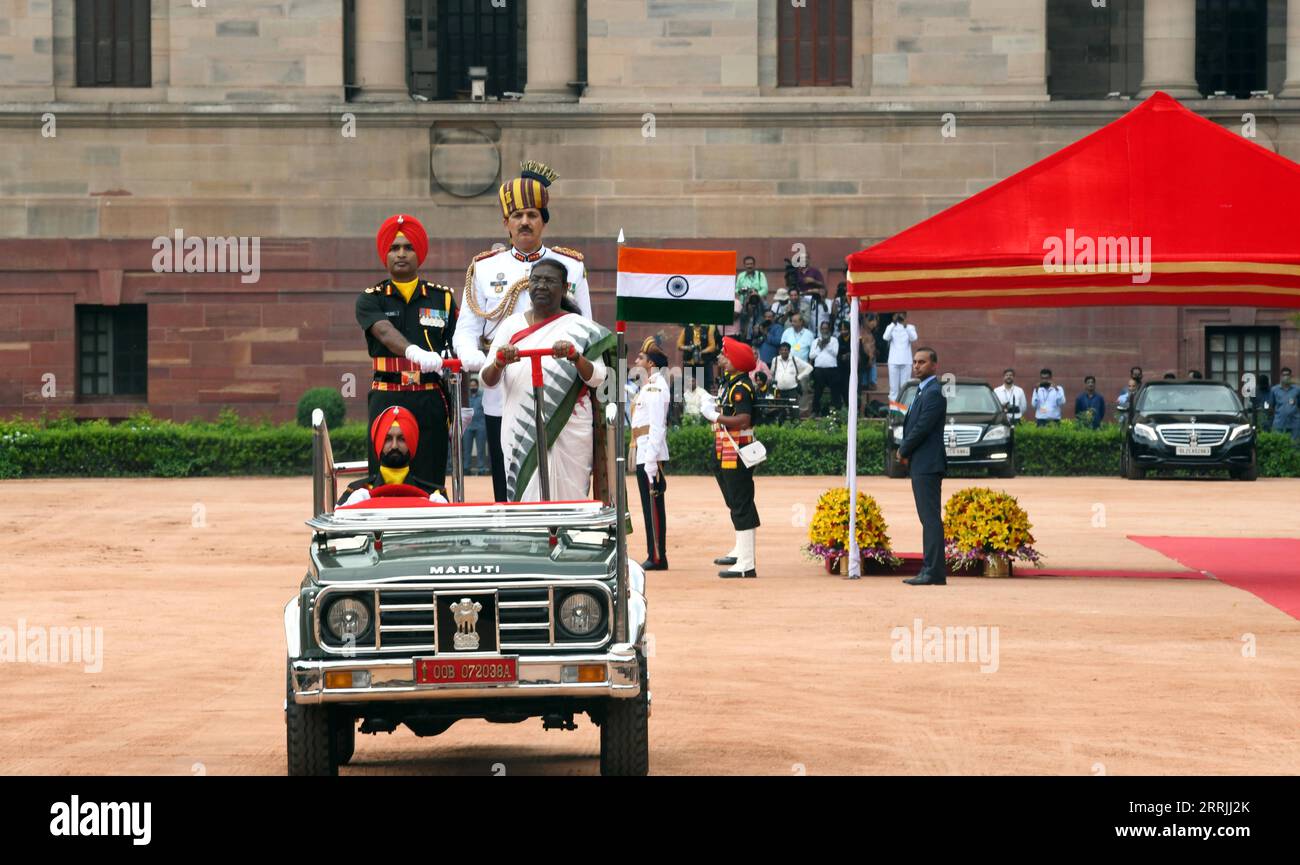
[846,296,861,578]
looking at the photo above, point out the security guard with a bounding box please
[630,337,671,570]
[356,214,458,489]
[704,337,761,578]
[453,160,592,502]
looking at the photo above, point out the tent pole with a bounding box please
[847,297,860,578]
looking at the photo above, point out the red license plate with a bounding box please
[414,658,518,685]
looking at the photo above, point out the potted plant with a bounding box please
[806,487,903,576]
[942,486,1043,576]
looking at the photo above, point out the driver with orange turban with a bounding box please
[355,214,460,490]
[701,336,762,579]
[339,406,448,506]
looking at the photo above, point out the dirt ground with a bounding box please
[1,474,1297,776]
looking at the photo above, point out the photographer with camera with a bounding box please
[1032,367,1067,427]
[883,311,918,401]
[993,368,1027,425]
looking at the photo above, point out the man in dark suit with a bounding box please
[897,347,947,586]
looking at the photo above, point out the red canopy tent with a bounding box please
[838,92,1300,578]
[846,92,1300,311]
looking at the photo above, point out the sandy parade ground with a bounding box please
[1,474,1297,776]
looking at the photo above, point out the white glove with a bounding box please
[459,408,475,429]
[429,490,448,504]
[701,395,720,422]
[645,461,658,483]
[342,487,371,507]
[404,344,443,374]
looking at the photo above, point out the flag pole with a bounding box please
[614,230,630,645]
[846,295,860,578]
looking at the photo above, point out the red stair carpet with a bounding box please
[1130,536,1300,621]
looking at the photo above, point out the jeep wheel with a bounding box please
[334,716,356,766]
[285,660,338,776]
[600,653,649,777]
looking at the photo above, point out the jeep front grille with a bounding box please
[314,580,613,655]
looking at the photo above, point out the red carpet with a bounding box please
[1130,536,1300,620]
[888,553,1204,580]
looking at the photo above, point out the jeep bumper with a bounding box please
[289,644,643,705]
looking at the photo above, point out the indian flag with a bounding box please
[616,247,736,325]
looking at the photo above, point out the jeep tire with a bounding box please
[285,660,338,776]
[599,652,649,776]
[334,716,356,766]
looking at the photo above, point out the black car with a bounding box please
[884,378,1015,478]
[1118,380,1257,480]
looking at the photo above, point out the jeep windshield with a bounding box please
[1136,384,1243,414]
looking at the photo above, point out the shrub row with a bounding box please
[0,414,1296,478]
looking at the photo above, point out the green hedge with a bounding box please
[0,413,1296,478]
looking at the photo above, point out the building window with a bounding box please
[75,0,152,87]
[406,0,527,100]
[77,305,148,398]
[777,0,852,87]
[1047,0,1144,99]
[1196,0,1267,97]
[1206,326,1279,389]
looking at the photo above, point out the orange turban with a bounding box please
[722,337,756,373]
[376,214,428,267]
[370,405,420,461]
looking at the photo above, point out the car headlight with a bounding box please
[1229,424,1253,441]
[558,592,604,638]
[1134,423,1158,441]
[983,426,1009,442]
[324,597,372,641]
[893,427,903,441]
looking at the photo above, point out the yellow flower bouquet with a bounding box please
[942,486,1043,569]
[806,488,903,573]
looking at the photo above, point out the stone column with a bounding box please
[524,0,578,100]
[1138,0,1201,98]
[1281,0,1300,97]
[354,0,408,101]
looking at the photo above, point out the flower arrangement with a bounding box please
[942,486,1043,569]
[806,487,903,571]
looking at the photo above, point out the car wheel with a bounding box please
[1236,450,1258,482]
[885,444,907,478]
[599,652,649,777]
[285,660,338,777]
[993,454,1016,478]
[1124,446,1145,480]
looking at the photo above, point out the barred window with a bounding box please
[777,0,853,87]
[75,0,152,88]
[77,305,148,398]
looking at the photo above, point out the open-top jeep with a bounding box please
[285,364,649,776]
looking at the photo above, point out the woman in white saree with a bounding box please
[480,258,614,502]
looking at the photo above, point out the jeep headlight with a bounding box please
[983,425,1008,442]
[324,597,372,641]
[558,592,604,637]
[1134,423,1158,441]
[1229,424,1253,441]
[893,426,903,441]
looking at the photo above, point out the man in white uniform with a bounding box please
[630,337,671,570]
[453,160,592,501]
[883,311,918,401]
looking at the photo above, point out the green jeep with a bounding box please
[285,404,650,776]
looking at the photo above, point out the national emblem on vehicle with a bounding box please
[449,598,483,651]
[1189,428,1199,446]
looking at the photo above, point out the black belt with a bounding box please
[373,371,443,386]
